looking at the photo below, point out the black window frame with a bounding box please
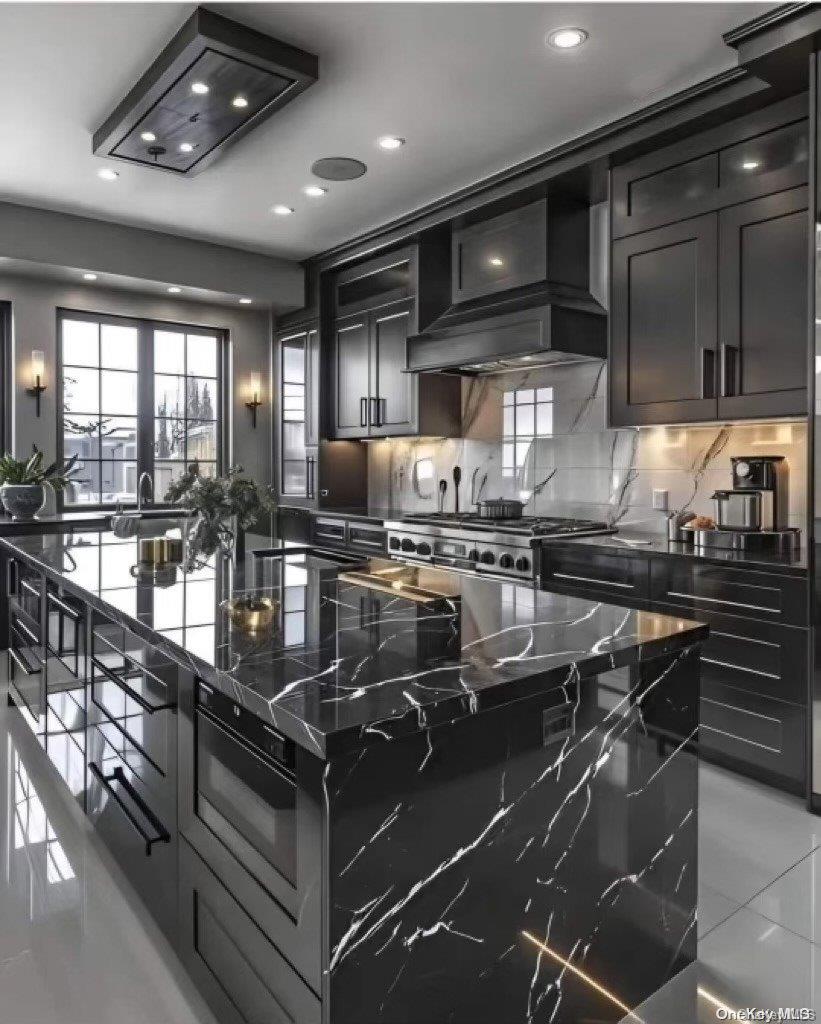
[56,308,229,511]
[0,301,11,456]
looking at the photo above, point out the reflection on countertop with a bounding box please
[1,529,707,756]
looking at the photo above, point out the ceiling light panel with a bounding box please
[93,8,318,176]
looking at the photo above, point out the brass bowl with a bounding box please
[138,536,184,567]
[223,597,278,634]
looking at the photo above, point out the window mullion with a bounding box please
[138,322,155,495]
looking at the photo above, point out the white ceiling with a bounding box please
[0,2,774,260]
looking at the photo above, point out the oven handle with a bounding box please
[91,655,176,714]
[195,705,296,786]
[89,762,170,856]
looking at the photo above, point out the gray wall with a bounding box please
[1,274,272,505]
[0,202,303,309]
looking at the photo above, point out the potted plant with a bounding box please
[0,449,80,520]
[164,463,275,563]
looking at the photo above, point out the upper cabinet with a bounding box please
[611,94,808,239]
[609,97,809,428]
[330,245,460,440]
[276,322,319,504]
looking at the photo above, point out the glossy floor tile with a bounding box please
[0,689,216,1024]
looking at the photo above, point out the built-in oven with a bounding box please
[179,679,323,992]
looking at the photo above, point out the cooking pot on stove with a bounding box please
[476,498,524,520]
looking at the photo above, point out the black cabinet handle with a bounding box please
[721,344,740,398]
[377,397,386,428]
[89,762,170,857]
[360,397,367,428]
[91,655,176,714]
[700,347,716,400]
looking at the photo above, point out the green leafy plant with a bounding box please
[165,463,275,557]
[0,449,80,490]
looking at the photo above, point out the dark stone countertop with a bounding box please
[541,529,808,576]
[278,504,401,524]
[0,511,112,535]
[0,528,707,758]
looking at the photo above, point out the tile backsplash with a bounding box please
[367,361,807,533]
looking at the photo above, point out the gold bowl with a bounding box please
[223,597,278,634]
[137,536,184,567]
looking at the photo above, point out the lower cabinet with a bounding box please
[179,840,321,1024]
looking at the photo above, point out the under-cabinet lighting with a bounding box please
[489,257,505,267]
[742,160,760,171]
[82,273,97,281]
[167,286,181,294]
[239,297,253,304]
[232,95,248,108]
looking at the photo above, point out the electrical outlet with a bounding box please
[652,489,669,511]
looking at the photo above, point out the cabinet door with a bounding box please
[369,300,416,436]
[278,329,309,499]
[333,315,370,438]
[610,214,719,426]
[717,187,808,419]
[304,327,320,447]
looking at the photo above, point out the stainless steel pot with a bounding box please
[711,489,762,532]
[476,498,524,520]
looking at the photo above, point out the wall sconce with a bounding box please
[26,350,46,417]
[245,373,263,429]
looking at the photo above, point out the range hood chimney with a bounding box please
[407,196,606,374]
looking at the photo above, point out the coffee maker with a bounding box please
[712,456,789,532]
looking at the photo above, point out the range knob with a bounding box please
[499,553,514,569]
[389,536,401,550]
[416,542,432,556]
[401,538,416,553]
[515,555,531,573]
[480,550,495,565]
[468,548,480,562]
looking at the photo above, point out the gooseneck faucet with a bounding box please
[137,472,154,511]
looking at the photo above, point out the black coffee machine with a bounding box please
[722,455,789,531]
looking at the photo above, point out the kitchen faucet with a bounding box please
[137,472,154,511]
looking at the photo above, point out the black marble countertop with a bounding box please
[0,511,112,535]
[1,528,707,757]
[278,504,400,524]
[544,529,808,576]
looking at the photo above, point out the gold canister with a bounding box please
[223,597,278,634]
[137,536,184,566]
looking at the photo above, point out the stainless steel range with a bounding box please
[384,513,615,581]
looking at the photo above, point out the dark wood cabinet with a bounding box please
[717,187,808,419]
[332,299,460,439]
[610,214,719,426]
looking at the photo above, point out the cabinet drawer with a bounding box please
[654,603,807,705]
[650,559,807,626]
[278,507,311,543]
[312,516,347,548]
[540,545,650,606]
[699,680,805,791]
[87,727,177,938]
[179,840,321,1024]
[347,522,386,555]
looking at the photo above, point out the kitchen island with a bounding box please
[1,528,706,1024]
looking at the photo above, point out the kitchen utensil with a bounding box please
[476,498,524,520]
[711,490,762,531]
[452,466,461,513]
[438,479,447,514]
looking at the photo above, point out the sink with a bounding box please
[110,508,194,539]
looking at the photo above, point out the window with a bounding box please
[280,332,307,496]
[502,387,554,478]
[59,311,224,508]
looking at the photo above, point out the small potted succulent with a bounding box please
[0,449,79,520]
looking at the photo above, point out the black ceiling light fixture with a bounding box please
[93,7,318,175]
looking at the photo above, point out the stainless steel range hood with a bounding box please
[406,196,607,374]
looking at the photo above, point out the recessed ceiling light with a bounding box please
[140,131,157,143]
[239,297,253,305]
[179,142,194,153]
[191,81,209,95]
[546,27,588,49]
[489,257,504,267]
[232,95,248,109]
[271,204,294,216]
[303,185,327,197]
[97,168,119,181]
[167,286,181,294]
[83,273,97,281]
[742,160,760,171]
[378,136,405,151]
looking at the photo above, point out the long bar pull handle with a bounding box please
[721,344,740,398]
[360,397,367,428]
[369,397,379,428]
[91,655,176,714]
[89,763,170,856]
[700,347,716,400]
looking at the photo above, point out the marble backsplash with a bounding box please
[367,361,807,533]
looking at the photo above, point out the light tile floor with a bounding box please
[1,679,820,1024]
